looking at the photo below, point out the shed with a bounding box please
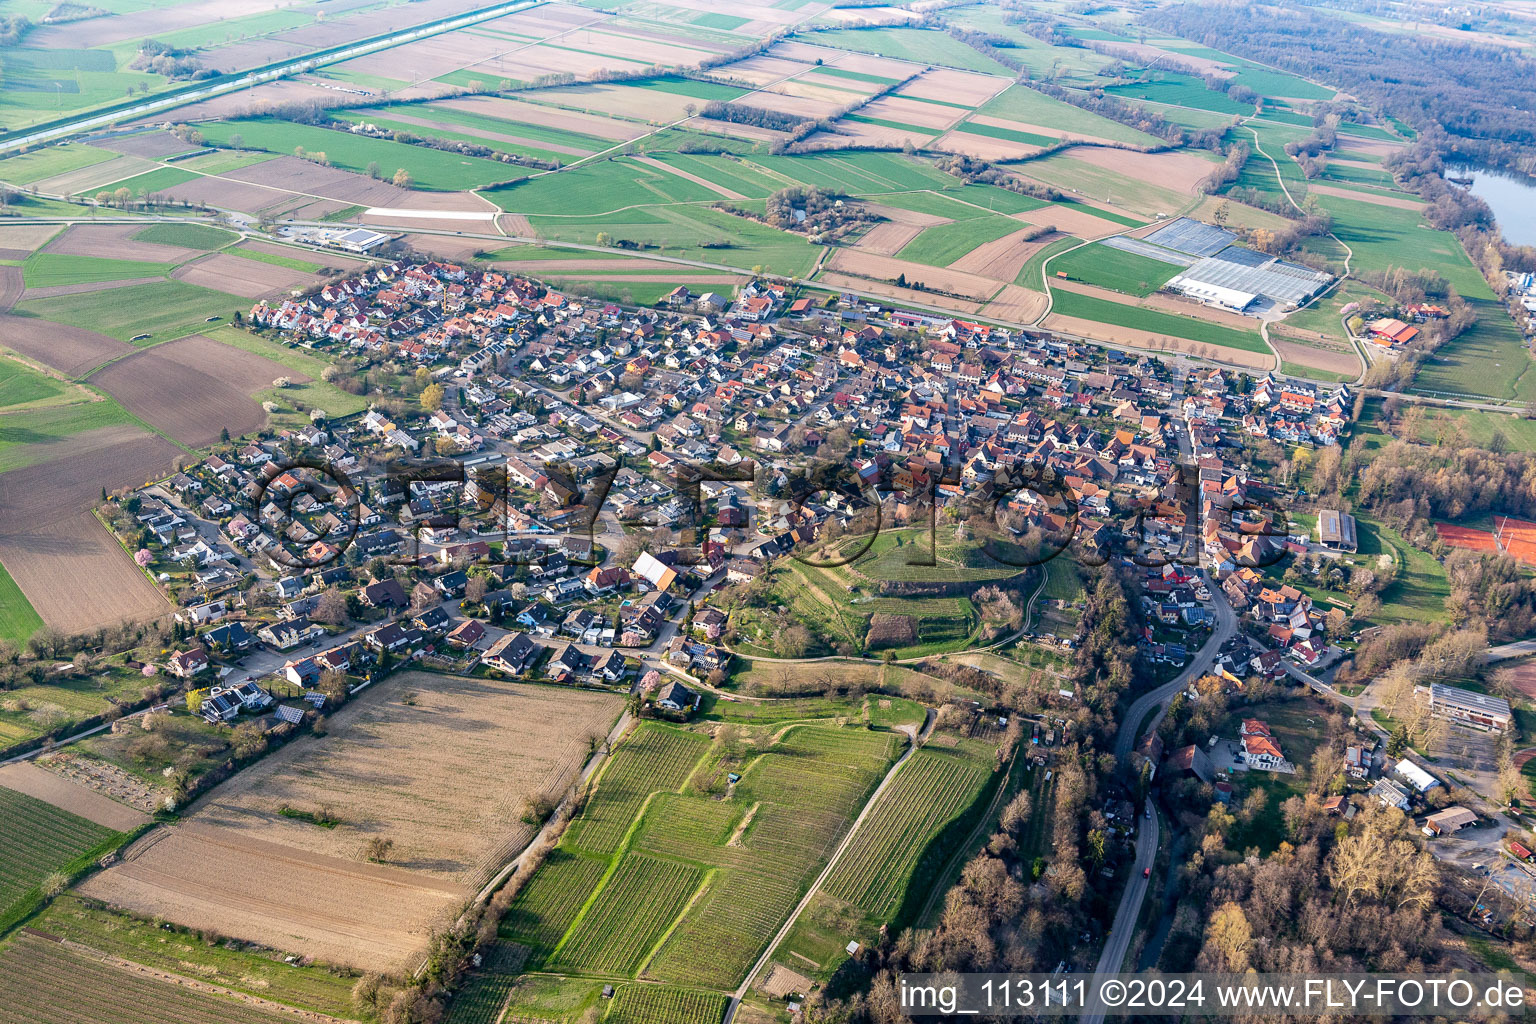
[1422,806,1477,836]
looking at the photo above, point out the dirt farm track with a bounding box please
[81,672,623,971]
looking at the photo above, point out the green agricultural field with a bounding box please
[951,119,1056,148]
[0,788,123,930]
[547,854,704,974]
[821,745,993,919]
[529,204,820,277]
[0,559,43,647]
[898,216,1021,267]
[751,150,960,195]
[693,12,748,31]
[356,102,613,155]
[1048,242,1182,296]
[1017,234,1083,290]
[0,398,139,474]
[31,895,360,1018]
[1049,289,1269,354]
[227,246,324,274]
[130,222,238,249]
[805,27,1013,74]
[1106,73,1252,114]
[505,720,897,998]
[844,113,937,136]
[978,83,1163,146]
[195,118,521,190]
[1319,162,1398,188]
[0,354,68,412]
[21,253,174,289]
[485,156,717,214]
[809,66,902,86]
[17,280,246,344]
[174,150,279,176]
[97,166,198,197]
[0,142,115,185]
[0,931,311,1024]
[564,724,710,857]
[644,152,790,199]
[1228,66,1334,101]
[544,277,701,307]
[627,75,749,102]
[607,985,729,1024]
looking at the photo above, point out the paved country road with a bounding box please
[1080,797,1158,1024]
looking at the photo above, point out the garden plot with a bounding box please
[87,333,309,446]
[0,762,149,832]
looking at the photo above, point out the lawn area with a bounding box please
[1411,298,1536,403]
[1048,241,1182,296]
[805,27,1014,74]
[1220,697,1333,853]
[195,118,521,190]
[626,75,750,102]
[0,353,69,412]
[0,558,43,647]
[16,280,247,343]
[1356,513,1452,625]
[1394,407,1536,451]
[977,83,1164,147]
[0,142,114,185]
[0,661,165,750]
[130,222,239,249]
[21,252,174,288]
[1049,289,1269,354]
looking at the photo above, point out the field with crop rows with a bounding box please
[564,725,709,857]
[0,788,121,928]
[499,849,610,953]
[607,985,729,1024]
[0,931,296,1024]
[548,853,704,975]
[821,748,992,918]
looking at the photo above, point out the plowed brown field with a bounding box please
[88,333,306,446]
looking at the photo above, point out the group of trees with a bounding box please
[1144,3,1536,155]
[131,39,213,80]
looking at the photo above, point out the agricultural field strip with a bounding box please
[820,748,991,917]
[505,724,897,991]
[0,788,123,925]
